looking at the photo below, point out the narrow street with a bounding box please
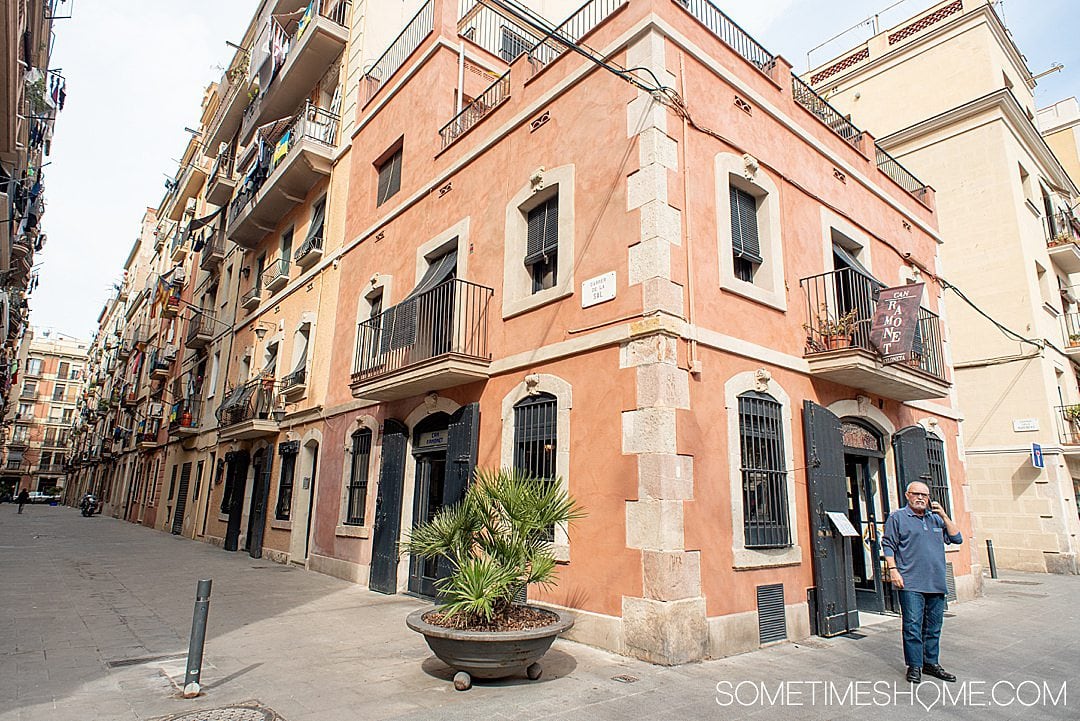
[1,506,1077,721]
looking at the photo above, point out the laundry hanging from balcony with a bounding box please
[381,249,458,353]
[185,207,223,251]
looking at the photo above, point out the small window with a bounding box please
[58,361,69,378]
[737,391,790,548]
[926,435,951,516]
[345,429,373,525]
[26,358,42,375]
[275,449,297,521]
[730,186,762,283]
[513,393,558,539]
[500,26,532,62]
[526,197,558,293]
[52,384,66,401]
[280,227,294,263]
[376,146,403,207]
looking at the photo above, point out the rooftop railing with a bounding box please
[673,0,774,70]
[791,75,862,147]
[875,144,928,195]
[439,71,511,148]
[361,0,434,105]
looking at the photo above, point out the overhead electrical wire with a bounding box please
[485,0,1048,354]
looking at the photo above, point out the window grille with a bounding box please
[926,435,950,516]
[345,428,373,525]
[730,186,762,282]
[738,391,791,548]
[526,197,558,293]
[513,393,557,539]
[376,147,402,206]
[275,450,297,521]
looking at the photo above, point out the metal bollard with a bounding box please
[986,539,998,579]
[183,579,213,698]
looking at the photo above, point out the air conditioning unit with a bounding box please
[149,402,164,418]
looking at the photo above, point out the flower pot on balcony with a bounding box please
[825,334,853,351]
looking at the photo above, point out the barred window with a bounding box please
[513,393,557,539]
[345,428,372,525]
[926,435,951,516]
[738,391,791,548]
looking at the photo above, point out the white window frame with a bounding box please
[716,153,785,311]
[503,165,576,318]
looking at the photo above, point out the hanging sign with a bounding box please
[869,283,924,365]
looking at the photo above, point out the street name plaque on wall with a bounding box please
[582,271,616,308]
[869,283,924,365]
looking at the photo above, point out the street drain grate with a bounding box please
[150,701,283,721]
[612,674,639,684]
[999,580,1042,586]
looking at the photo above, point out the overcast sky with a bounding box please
[35,0,1080,341]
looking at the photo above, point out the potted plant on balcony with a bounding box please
[404,468,585,691]
[1062,404,1080,444]
[805,305,859,351]
[1069,333,1080,348]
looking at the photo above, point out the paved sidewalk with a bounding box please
[2,506,1078,721]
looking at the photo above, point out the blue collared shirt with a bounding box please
[882,505,962,594]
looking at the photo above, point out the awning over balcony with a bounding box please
[383,249,457,349]
[832,243,884,290]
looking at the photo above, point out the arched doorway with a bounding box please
[840,419,894,614]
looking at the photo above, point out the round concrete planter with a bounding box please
[406,606,574,689]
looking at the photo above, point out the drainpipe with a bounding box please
[679,55,700,374]
[457,41,465,114]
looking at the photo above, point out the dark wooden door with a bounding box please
[892,425,931,500]
[247,449,273,559]
[303,444,318,560]
[444,402,479,508]
[368,420,407,594]
[223,451,249,552]
[171,462,192,535]
[803,401,859,636]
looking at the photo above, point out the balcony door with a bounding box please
[223,450,250,552]
[385,248,457,363]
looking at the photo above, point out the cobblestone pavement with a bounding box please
[2,505,1078,721]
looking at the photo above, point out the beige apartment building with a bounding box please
[1039,97,1080,186]
[809,0,1080,574]
[2,330,87,498]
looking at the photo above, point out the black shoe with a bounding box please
[906,666,921,684]
[923,664,956,682]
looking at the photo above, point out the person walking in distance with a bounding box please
[882,481,963,684]
[16,488,29,514]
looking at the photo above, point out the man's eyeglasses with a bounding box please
[907,492,930,498]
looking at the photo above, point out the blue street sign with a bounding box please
[1031,443,1044,469]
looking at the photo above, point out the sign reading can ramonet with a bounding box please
[869,283,924,365]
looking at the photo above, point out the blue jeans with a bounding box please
[898,590,945,668]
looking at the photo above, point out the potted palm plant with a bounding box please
[404,467,585,691]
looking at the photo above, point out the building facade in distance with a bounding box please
[808,0,1080,574]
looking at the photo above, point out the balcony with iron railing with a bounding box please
[263,259,291,292]
[216,377,281,440]
[1062,312,1080,358]
[6,460,22,470]
[137,429,160,449]
[1045,210,1080,274]
[1055,405,1080,451]
[238,0,351,145]
[199,225,227,270]
[8,436,29,449]
[799,268,949,401]
[350,278,493,401]
[149,349,175,381]
[169,398,203,437]
[37,463,66,475]
[439,70,511,149]
[280,364,307,400]
[170,223,191,262]
[294,233,324,269]
[165,160,208,222]
[19,388,37,400]
[206,148,236,206]
[227,101,340,248]
[186,309,217,350]
[241,285,263,312]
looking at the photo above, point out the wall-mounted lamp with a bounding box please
[253,323,272,340]
[271,407,286,423]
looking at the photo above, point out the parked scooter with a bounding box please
[80,494,99,517]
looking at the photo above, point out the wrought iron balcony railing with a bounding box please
[673,0,773,70]
[361,0,434,104]
[169,399,203,433]
[216,377,280,428]
[800,267,946,382]
[875,145,927,195]
[439,71,510,148]
[352,278,493,381]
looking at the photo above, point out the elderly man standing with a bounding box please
[882,481,963,684]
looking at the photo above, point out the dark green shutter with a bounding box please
[893,426,931,500]
[525,197,559,265]
[730,186,763,264]
[369,420,408,594]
